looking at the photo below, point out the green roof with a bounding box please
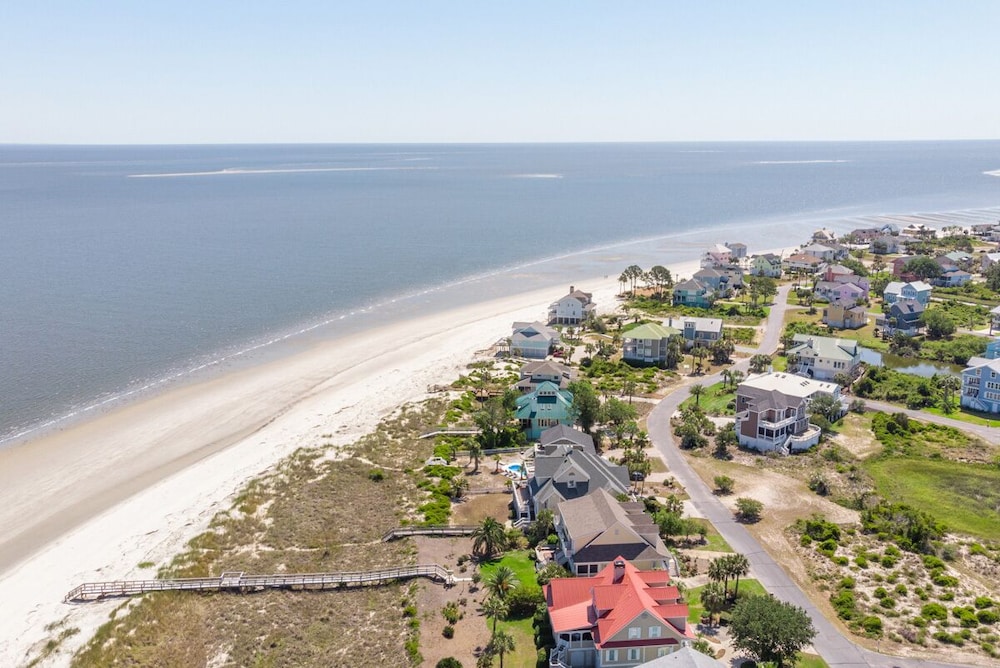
[624,323,680,341]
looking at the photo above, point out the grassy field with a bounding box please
[680,381,735,415]
[924,404,999,427]
[479,550,540,667]
[685,578,767,623]
[864,458,1000,538]
[687,518,734,552]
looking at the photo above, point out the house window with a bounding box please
[566,480,576,489]
[628,627,641,639]
[648,626,661,638]
[657,648,669,657]
[605,649,618,662]
[628,648,641,661]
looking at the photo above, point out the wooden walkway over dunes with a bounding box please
[64,564,453,603]
[381,525,478,542]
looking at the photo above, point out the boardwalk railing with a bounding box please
[65,564,452,603]
[381,525,478,542]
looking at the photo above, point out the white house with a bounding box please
[549,286,596,325]
[787,333,862,381]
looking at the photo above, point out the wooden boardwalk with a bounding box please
[64,564,452,603]
[381,525,478,542]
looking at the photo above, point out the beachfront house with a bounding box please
[883,280,932,306]
[554,488,673,576]
[546,558,692,668]
[870,234,901,255]
[734,372,841,454]
[781,253,825,274]
[515,381,575,440]
[671,279,715,309]
[749,253,783,278]
[786,333,862,381]
[511,321,561,359]
[800,243,840,263]
[516,360,576,393]
[877,299,925,337]
[961,357,1000,414]
[932,267,973,288]
[812,228,837,242]
[991,305,1000,334]
[822,301,868,330]
[511,425,629,523]
[549,286,596,325]
[622,322,680,366]
[981,253,1000,273]
[664,316,723,349]
[700,243,732,268]
[725,242,747,259]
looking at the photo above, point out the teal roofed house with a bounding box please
[622,322,680,365]
[516,381,574,440]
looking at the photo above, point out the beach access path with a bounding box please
[647,284,980,668]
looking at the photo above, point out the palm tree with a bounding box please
[482,595,509,634]
[487,629,516,668]
[699,581,727,626]
[467,438,482,473]
[483,565,520,601]
[471,517,507,559]
[728,553,750,601]
[730,369,745,388]
[939,375,962,412]
[449,475,469,500]
[721,369,733,390]
[690,384,705,407]
[707,556,729,594]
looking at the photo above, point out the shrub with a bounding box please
[911,616,928,628]
[713,475,735,495]
[442,601,461,624]
[975,596,996,610]
[894,584,908,596]
[734,497,763,523]
[839,577,856,590]
[442,625,455,638]
[801,516,841,542]
[506,586,545,617]
[855,556,869,569]
[880,597,896,609]
[403,604,418,618]
[861,616,884,637]
[977,609,999,625]
[436,659,463,668]
[831,590,858,620]
[833,556,849,566]
[881,554,898,568]
[933,631,964,646]
[933,573,959,587]
[922,603,948,621]
[368,468,386,482]
[874,587,888,599]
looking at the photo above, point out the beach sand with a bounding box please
[0,249,762,665]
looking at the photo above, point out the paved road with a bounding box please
[646,285,977,668]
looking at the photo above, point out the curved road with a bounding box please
[647,285,977,668]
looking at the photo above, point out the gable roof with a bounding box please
[789,334,859,362]
[625,322,680,341]
[520,360,573,378]
[557,489,668,564]
[673,278,710,292]
[540,424,594,450]
[635,647,727,668]
[888,299,925,317]
[512,320,559,340]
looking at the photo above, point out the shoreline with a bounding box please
[0,245,796,665]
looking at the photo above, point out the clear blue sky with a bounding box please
[3,1,999,143]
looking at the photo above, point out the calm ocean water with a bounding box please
[2,142,999,443]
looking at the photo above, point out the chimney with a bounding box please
[613,559,626,583]
[569,285,575,294]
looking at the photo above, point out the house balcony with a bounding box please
[787,424,822,451]
[549,638,596,668]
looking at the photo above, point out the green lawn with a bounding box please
[680,381,736,415]
[687,518,734,553]
[797,655,830,668]
[686,578,767,623]
[864,458,1000,538]
[479,551,540,667]
[924,405,998,427]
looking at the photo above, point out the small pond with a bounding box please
[860,348,963,378]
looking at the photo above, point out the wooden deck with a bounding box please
[64,564,452,603]
[381,525,478,542]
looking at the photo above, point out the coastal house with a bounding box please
[700,244,732,268]
[671,279,715,309]
[812,228,837,242]
[800,243,840,263]
[960,357,1000,414]
[822,265,871,292]
[516,360,576,393]
[991,305,1000,334]
[944,250,974,267]
[664,316,723,349]
[870,234,901,255]
[725,242,748,259]
[814,281,866,304]
[691,268,731,296]
[876,299,925,337]
[546,558,692,668]
[933,268,972,288]
[622,322,680,366]
[883,280,932,306]
[749,253,783,278]
[971,223,1000,240]
[787,333,862,381]
[900,223,936,239]
[554,488,673,576]
[549,286,596,325]
[822,301,868,330]
[511,321,561,359]
[515,381,575,440]
[981,252,1000,273]
[511,426,629,523]
[781,253,825,274]
[734,372,840,454]
[850,227,883,243]
[891,256,923,279]
[984,338,1000,359]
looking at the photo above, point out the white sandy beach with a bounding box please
[0,247,783,666]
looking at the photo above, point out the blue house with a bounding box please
[961,357,1000,414]
[515,381,574,440]
[883,281,932,306]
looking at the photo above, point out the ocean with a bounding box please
[2,141,999,444]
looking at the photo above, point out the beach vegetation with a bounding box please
[729,595,817,668]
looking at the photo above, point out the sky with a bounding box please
[2,1,999,144]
